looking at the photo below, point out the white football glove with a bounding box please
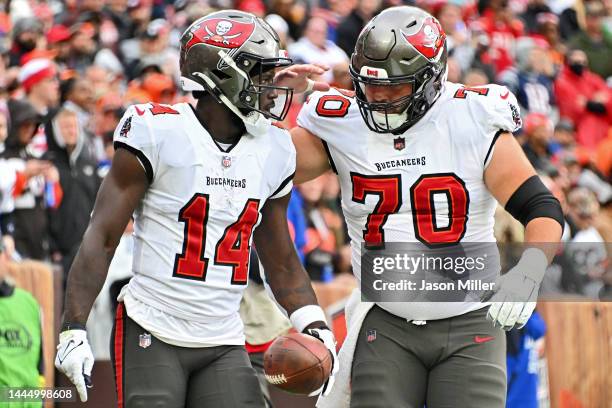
[55,329,94,402]
[485,248,548,331]
[305,327,339,397]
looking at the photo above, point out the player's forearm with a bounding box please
[266,256,319,315]
[523,217,562,263]
[62,226,116,326]
[254,193,320,315]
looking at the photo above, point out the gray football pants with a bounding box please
[111,302,265,408]
[350,305,506,408]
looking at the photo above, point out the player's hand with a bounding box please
[274,64,330,93]
[304,327,338,397]
[54,329,94,402]
[484,248,548,331]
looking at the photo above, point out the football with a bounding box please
[263,332,332,395]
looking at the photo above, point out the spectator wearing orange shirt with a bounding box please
[0,9,9,36]
[595,129,612,180]
[140,72,176,104]
[533,12,566,69]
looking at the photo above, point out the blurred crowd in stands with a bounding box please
[0,0,610,302]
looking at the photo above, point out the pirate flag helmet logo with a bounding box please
[400,16,446,60]
[179,10,293,123]
[185,17,256,51]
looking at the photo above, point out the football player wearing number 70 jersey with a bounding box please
[54,10,338,407]
[291,6,563,408]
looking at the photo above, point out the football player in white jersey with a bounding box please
[291,6,564,408]
[55,11,338,407]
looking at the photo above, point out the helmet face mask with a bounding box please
[349,6,448,134]
[234,53,293,121]
[352,64,443,134]
[179,11,294,123]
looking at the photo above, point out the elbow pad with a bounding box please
[504,175,564,230]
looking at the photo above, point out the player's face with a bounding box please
[254,68,278,113]
[364,83,413,113]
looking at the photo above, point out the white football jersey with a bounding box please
[297,83,522,321]
[113,102,295,347]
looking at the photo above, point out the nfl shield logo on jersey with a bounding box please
[222,156,232,168]
[394,137,405,151]
[367,329,377,343]
[139,333,152,349]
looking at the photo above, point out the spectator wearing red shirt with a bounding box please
[46,25,72,69]
[554,49,612,151]
[478,0,524,76]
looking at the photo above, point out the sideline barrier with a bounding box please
[538,302,610,408]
